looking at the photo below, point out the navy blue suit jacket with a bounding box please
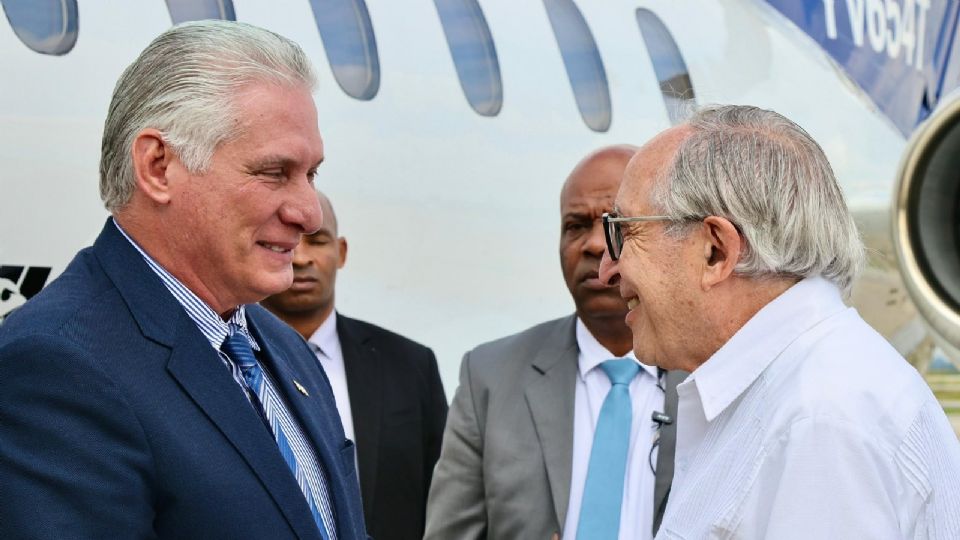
[0,220,368,539]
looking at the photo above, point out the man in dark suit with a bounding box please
[0,21,367,539]
[425,146,685,540]
[262,191,447,540]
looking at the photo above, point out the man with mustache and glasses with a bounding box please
[425,146,684,540]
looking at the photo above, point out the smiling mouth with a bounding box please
[258,242,293,254]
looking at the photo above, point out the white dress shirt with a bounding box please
[563,318,665,540]
[659,276,960,539]
[308,311,355,443]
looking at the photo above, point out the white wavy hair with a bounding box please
[653,105,865,295]
[100,20,317,211]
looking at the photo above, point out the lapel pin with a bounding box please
[293,380,309,397]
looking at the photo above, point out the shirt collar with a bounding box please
[112,218,257,351]
[685,276,847,422]
[307,310,338,355]
[575,317,657,379]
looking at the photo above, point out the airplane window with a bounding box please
[164,0,236,24]
[0,0,77,55]
[308,0,380,100]
[542,0,611,132]
[635,8,697,124]
[433,0,502,116]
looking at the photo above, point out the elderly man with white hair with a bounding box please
[599,105,960,539]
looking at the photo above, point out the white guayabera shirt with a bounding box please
[657,277,960,540]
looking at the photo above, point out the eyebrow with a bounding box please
[246,156,324,171]
[307,229,333,239]
[562,211,593,220]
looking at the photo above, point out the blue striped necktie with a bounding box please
[576,358,640,540]
[221,330,331,540]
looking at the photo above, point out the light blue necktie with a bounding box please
[576,358,640,540]
[221,330,331,540]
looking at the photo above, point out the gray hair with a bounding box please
[653,105,865,294]
[100,20,317,211]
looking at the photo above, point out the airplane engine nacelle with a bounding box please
[893,92,960,363]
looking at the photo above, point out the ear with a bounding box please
[699,216,742,290]
[336,237,348,269]
[131,128,175,205]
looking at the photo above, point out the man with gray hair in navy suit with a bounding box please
[0,21,368,539]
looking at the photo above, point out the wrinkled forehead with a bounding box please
[616,155,662,215]
[617,126,690,212]
[229,79,318,127]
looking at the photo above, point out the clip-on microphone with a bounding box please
[651,411,673,426]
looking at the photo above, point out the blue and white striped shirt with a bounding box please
[114,219,339,538]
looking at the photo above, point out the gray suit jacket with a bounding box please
[424,315,684,539]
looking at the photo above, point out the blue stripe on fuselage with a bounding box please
[764,0,960,135]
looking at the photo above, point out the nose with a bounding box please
[584,220,607,257]
[279,179,323,233]
[599,250,620,286]
[292,239,311,267]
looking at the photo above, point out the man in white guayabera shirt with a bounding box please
[598,104,960,539]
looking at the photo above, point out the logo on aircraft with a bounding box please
[0,266,51,323]
[766,0,954,136]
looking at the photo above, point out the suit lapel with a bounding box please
[247,312,363,538]
[94,220,321,540]
[338,315,382,520]
[653,369,688,534]
[524,315,578,528]
[166,319,320,540]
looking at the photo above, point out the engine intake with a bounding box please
[893,92,960,361]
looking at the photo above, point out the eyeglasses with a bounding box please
[602,211,675,261]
